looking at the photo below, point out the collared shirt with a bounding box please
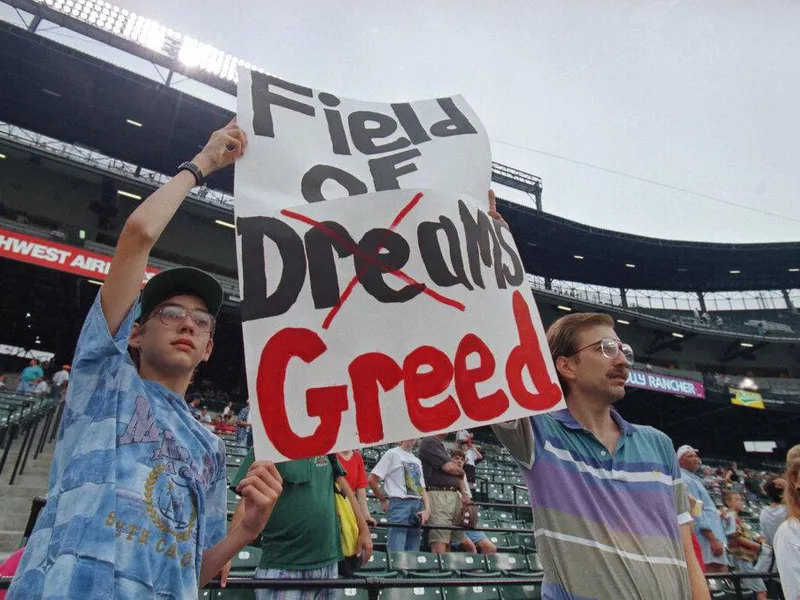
[418,436,461,489]
[681,468,728,545]
[8,294,227,600]
[493,408,691,600]
[759,504,787,547]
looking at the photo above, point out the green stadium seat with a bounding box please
[351,550,399,578]
[499,584,543,600]
[497,520,526,531]
[370,528,388,549]
[479,520,499,530]
[511,533,536,554]
[388,551,451,578]
[526,554,544,574]
[486,553,533,575]
[484,534,518,553]
[438,552,496,577]
[331,588,370,599]
[442,584,500,599]
[380,586,442,599]
[198,590,256,600]
[229,545,262,576]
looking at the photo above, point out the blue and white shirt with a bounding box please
[9,294,227,599]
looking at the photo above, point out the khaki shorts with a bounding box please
[427,490,465,545]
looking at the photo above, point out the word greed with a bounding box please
[251,72,479,202]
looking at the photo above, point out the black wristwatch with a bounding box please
[177,161,205,187]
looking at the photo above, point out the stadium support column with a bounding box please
[783,289,796,312]
[27,15,42,32]
[620,288,628,308]
[697,291,707,313]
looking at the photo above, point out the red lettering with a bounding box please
[454,333,509,420]
[257,328,348,458]
[348,353,402,444]
[403,346,460,432]
[505,291,563,410]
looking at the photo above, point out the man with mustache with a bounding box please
[491,307,708,599]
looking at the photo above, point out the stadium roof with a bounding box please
[1,12,799,295]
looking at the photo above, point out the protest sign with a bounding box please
[235,70,491,210]
[234,72,563,461]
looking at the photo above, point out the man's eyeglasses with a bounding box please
[566,338,634,364]
[142,305,216,333]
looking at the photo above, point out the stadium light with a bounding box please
[790,268,800,273]
[0,153,6,159]
[557,305,572,312]
[671,332,684,338]
[740,342,754,348]
[79,229,86,240]
[215,219,235,229]
[617,319,630,325]
[31,0,264,83]
[729,270,741,274]
[625,263,635,268]
[117,190,142,200]
[87,279,104,286]
[573,255,584,260]
[126,118,143,127]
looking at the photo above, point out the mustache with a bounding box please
[607,369,629,379]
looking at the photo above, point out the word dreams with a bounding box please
[251,72,479,202]
[255,290,562,459]
[238,198,523,322]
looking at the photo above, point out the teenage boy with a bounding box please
[9,122,283,599]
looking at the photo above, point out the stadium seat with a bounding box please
[370,528,388,549]
[198,590,255,600]
[486,553,534,576]
[228,545,262,576]
[485,534,519,553]
[438,552,496,577]
[499,584,543,600]
[331,588,370,599]
[511,533,536,554]
[526,554,544,574]
[388,551,451,578]
[352,550,399,578]
[380,586,443,599]
[442,584,501,600]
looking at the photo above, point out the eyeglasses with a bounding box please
[143,305,216,332]
[567,338,634,364]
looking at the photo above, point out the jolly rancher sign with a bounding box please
[234,70,564,461]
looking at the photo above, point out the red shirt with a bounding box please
[337,450,368,491]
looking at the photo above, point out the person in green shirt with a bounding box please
[223,449,372,599]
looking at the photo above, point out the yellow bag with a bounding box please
[334,482,360,557]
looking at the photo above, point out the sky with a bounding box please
[7,0,800,243]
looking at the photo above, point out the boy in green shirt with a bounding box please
[224,449,372,599]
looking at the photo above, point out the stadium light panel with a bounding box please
[557,305,572,312]
[790,268,800,273]
[79,229,86,240]
[740,342,754,348]
[0,153,6,159]
[126,118,142,127]
[87,279,104,286]
[729,270,741,274]
[573,255,584,260]
[617,319,630,325]
[671,332,684,338]
[625,263,635,268]
[215,219,236,229]
[117,190,142,200]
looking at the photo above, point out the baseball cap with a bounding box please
[676,445,699,461]
[138,267,224,320]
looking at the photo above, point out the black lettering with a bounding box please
[458,200,504,289]
[493,219,524,286]
[237,216,306,321]
[349,111,411,155]
[392,103,432,145]
[430,97,478,138]
[356,228,425,303]
[301,165,369,203]
[324,109,351,155]
[417,217,473,290]
[251,73,315,138]
[305,221,357,309]
[368,149,422,192]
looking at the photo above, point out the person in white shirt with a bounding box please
[51,365,70,399]
[759,478,786,548]
[222,401,234,418]
[454,429,470,450]
[198,406,212,424]
[775,445,800,600]
[32,378,50,396]
[368,440,431,552]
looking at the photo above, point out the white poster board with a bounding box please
[234,72,564,461]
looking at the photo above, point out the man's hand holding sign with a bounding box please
[234,70,564,463]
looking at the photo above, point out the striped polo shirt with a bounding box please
[494,408,691,600]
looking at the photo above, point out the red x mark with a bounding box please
[280,192,465,329]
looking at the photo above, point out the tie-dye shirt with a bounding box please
[8,294,227,599]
